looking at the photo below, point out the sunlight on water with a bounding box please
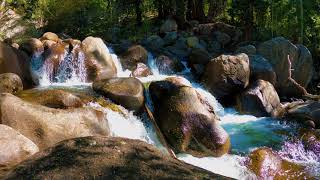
[178,154,256,179]
[87,102,153,144]
[279,140,320,177]
[31,45,88,86]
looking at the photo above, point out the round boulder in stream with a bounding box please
[237,79,283,117]
[0,73,23,94]
[93,77,145,112]
[201,53,250,103]
[3,136,230,179]
[119,45,148,70]
[82,36,117,81]
[149,78,230,157]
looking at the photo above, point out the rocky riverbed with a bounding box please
[0,19,319,179]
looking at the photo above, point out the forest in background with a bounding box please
[1,0,320,54]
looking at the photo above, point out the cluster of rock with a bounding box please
[0,32,232,178]
[140,19,318,130]
[0,19,319,178]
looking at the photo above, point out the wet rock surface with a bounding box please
[0,93,109,150]
[93,77,145,112]
[150,77,230,157]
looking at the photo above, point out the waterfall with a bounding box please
[31,45,89,86]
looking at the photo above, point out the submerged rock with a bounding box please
[247,148,310,179]
[0,125,39,178]
[237,80,283,117]
[120,45,148,70]
[150,78,230,157]
[201,53,250,102]
[0,73,23,94]
[82,36,117,81]
[93,77,145,112]
[300,129,320,155]
[3,136,229,179]
[0,93,109,150]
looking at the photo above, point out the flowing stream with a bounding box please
[30,43,320,179]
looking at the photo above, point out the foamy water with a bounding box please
[31,41,320,179]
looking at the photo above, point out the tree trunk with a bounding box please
[175,0,187,27]
[207,0,227,22]
[244,1,254,41]
[135,0,142,25]
[0,0,5,17]
[156,0,175,19]
[187,0,205,22]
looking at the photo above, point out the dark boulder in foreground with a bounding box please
[93,77,145,112]
[150,77,230,157]
[246,148,311,179]
[3,136,230,180]
[0,73,23,94]
[237,80,283,117]
[201,53,250,102]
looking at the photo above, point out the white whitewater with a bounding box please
[31,44,89,87]
[33,42,320,179]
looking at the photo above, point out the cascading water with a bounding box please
[31,44,89,86]
[31,41,320,179]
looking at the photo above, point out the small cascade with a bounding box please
[178,154,256,179]
[31,45,88,86]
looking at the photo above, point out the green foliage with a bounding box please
[4,0,320,53]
